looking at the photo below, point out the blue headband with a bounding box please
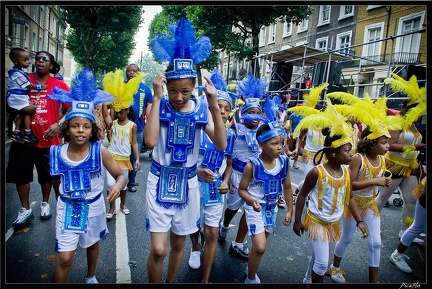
[65,101,96,123]
[242,98,262,114]
[257,122,286,143]
[166,59,196,80]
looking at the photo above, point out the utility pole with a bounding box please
[140,51,143,70]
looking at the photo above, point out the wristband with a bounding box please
[356,220,363,226]
[36,84,42,90]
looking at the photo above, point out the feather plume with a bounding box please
[403,101,426,131]
[263,94,278,123]
[237,74,267,99]
[384,73,421,106]
[102,69,141,110]
[288,106,321,117]
[326,91,361,106]
[48,68,113,105]
[240,113,268,123]
[151,17,211,67]
[210,69,227,91]
[303,82,328,107]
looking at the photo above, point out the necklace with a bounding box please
[327,168,342,178]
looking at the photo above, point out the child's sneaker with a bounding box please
[85,276,98,283]
[40,202,52,220]
[10,131,25,144]
[23,130,39,143]
[327,266,346,283]
[218,223,229,241]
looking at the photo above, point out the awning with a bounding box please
[263,46,351,66]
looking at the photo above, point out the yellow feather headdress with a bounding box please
[326,92,404,140]
[102,70,144,112]
[384,73,426,130]
[303,82,329,108]
[293,98,354,148]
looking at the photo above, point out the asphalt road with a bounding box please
[3,142,427,285]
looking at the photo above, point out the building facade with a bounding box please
[219,5,427,101]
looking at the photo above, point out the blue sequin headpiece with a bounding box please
[150,17,212,80]
[256,94,287,143]
[47,68,114,123]
[237,74,267,114]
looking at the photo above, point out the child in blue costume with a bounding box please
[219,74,267,260]
[239,95,294,283]
[47,68,127,283]
[187,69,238,282]
[144,18,227,283]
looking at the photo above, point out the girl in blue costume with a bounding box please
[143,18,227,283]
[47,68,127,283]
[239,95,294,283]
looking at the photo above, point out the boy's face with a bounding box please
[260,135,284,159]
[14,51,30,69]
[126,64,139,81]
[218,100,231,123]
[167,78,195,112]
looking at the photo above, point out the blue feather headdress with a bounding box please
[150,17,212,80]
[196,69,238,110]
[47,68,114,123]
[237,74,267,114]
[255,94,286,143]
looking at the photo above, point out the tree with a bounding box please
[61,6,143,77]
[185,6,314,77]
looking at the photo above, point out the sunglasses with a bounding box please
[35,56,51,62]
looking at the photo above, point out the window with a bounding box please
[39,36,43,51]
[283,20,292,37]
[223,64,228,77]
[24,24,29,49]
[395,11,425,63]
[32,5,37,20]
[366,5,383,11]
[5,8,9,39]
[339,5,354,19]
[318,5,331,26]
[362,23,384,65]
[15,25,21,47]
[336,31,352,56]
[259,26,266,47]
[297,18,308,33]
[268,24,276,44]
[39,6,44,26]
[32,31,36,51]
[316,37,328,51]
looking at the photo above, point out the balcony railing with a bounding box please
[360,52,422,66]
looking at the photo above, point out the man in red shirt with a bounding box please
[7,51,71,229]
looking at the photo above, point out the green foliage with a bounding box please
[61,6,143,78]
[130,52,165,88]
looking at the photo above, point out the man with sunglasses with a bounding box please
[7,51,71,229]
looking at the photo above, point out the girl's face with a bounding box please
[115,108,129,122]
[167,78,195,111]
[243,107,261,129]
[218,100,231,123]
[373,136,390,155]
[67,117,93,144]
[260,135,284,159]
[336,143,354,165]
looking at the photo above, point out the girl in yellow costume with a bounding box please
[102,69,142,219]
[374,74,426,243]
[326,92,404,283]
[292,98,368,283]
[289,83,328,179]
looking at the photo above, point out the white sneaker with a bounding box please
[398,229,424,244]
[85,276,98,283]
[188,250,201,269]
[40,202,52,220]
[12,208,34,228]
[390,251,412,273]
[244,267,261,283]
[303,277,311,284]
[327,266,346,283]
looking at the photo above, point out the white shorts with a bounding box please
[106,168,128,190]
[200,195,225,228]
[7,94,30,111]
[55,210,108,252]
[145,173,200,235]
[244,203,277,236]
